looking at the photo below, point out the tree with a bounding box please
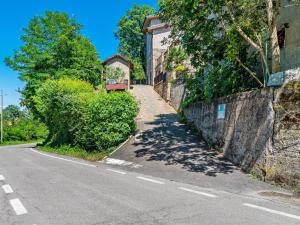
[131,60,146,81]
[159,0,291,87]
[115,5,156,72]
[5,11,103,113]
[3,105,25,125]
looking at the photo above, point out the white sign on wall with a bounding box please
[218,104,226,119]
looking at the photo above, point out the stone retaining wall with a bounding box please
[181,85,300,187]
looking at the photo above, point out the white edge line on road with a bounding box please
[30,149,97,168]
[0,174,5,181]
[106,169,127,175]
[137,176,164,184]
[9,198,28,215]
[101,135,133,160]
[178,187,218,198]
[2,184,13,194]
[243,203,300,221]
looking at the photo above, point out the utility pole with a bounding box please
[0,90,3,143]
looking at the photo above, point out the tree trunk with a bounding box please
[267,0,281,73]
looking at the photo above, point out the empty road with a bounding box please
[0,144,300,225]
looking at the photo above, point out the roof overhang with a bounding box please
[103,54,134,69]
[142,15,160,33]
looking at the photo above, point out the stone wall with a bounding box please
[154,81,169,102]
[170,78,186,111]
[182,86,300,187]
[262,81,300,186]
[184,89,275,172]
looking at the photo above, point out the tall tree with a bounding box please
[159,0,289,86]
[5,11,102,113]
[115,4,155,80]
[3,105,25,125]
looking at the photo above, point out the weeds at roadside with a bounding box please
[36,145,111,161]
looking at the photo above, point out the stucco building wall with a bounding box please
[105,58,130,88]
[144,17,171,86]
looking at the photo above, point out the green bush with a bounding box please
[76,92,138,151]
[34,78,138,151]
[4,118,48,141]
[34,78,95,146]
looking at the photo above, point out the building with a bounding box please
[103,55,133,89]
[277,0,300,71]
[142,15,171,86]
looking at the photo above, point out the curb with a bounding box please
[101,135,133,161]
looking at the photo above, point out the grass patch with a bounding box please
[0,140,43,147]
[36,145,111,161]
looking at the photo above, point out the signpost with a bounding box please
[267,71,286,87]
[218,104,226,119]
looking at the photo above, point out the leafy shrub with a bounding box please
[4,118,48,141]
[76,92,138,151]
[34,78,95,146]
[182,75,204,108]
[34,78,138,151]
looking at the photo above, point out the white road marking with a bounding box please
[178,187,218,198]
[2,184,13,194]
[30,149,97,168]
[0,175,5,181]
[243,203,300,221]
[136,176,164,184]
[106,169,127,175]
[103,158,143,168]
[9,198,28,215]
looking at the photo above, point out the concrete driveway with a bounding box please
[110,85,298,196]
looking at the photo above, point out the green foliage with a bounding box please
[5,11,103,114]
[3,105,25,125]
[4,118,48,142]
[76,92,138,151]
[37,145,108,161]
[115,4,155,77]
[131,60,146,81]
[182,75,204,109]
[33,78,95,146]
[159,0,269,106]
[105,67,125,82]
[165,47,188,72]
[34,78,138,152]
[203,60,255,102]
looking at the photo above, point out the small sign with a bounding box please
[267,71,285,87]
[218,104,226,119]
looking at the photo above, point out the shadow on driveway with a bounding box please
[133,113,237,177]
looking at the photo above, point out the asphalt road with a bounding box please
[0,144,300,225]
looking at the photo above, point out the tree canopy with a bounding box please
[3,105,25,125]
[5,11,103,113]
[115,4,155,81]
[159,0,286,86]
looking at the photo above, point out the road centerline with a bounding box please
[136,176,164,184]
[178,187,218,198]
[9,198,28,215]
[106,169,127,175]
[243,203,300,221]
[2,184,13,194]
[0,175,5,181]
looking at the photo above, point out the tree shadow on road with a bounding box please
[134,114,237,177]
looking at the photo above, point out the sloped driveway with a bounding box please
[110,85,294,197]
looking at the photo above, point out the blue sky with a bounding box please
[0,0,157,107]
